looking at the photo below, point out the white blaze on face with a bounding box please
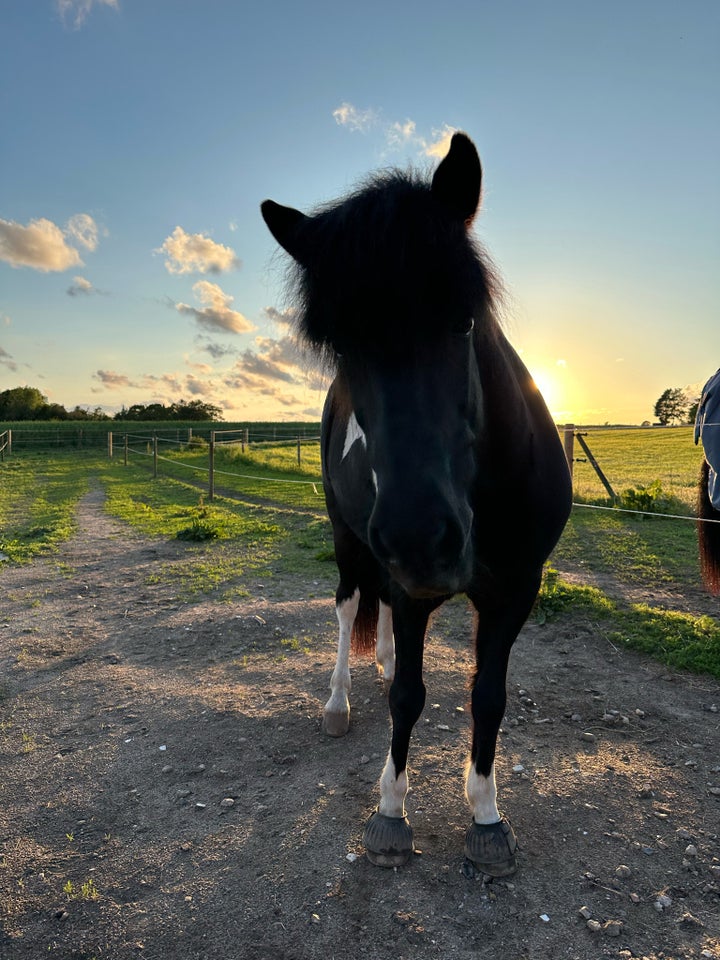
[342,411,366,460]
[466,763,501,825]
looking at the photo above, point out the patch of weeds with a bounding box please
[63,878,99,900]
[613,607,720,679]
[20,731,37,753]
[534,565,615,624]
[281,636,311,655]
[618,479,672,515]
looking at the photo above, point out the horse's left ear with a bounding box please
[261,199,309,262]
[431,132,482,226]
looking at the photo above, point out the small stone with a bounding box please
[709,865,720,878]
[580,732,595,742]
[578,906,592,919]
[219,798,235,809]
[512,764,525,773]
[346,853,358,862]
[655,894,672,911]
[615,864,632,879]
[195,802,206,810]
[629,893,641,903]
[437,724,450,731]
[586,919,602,933]
[603,920,623,937]
[676,911,704,929]
[635,708,645,718]
[359,755,370,765]
[638,784,654,799]
[709,787,720,796]
[161,765,173,774]
[570,713,582,722]
[685,844,698,858]
[539,914,550,923]
[311,913,320,924]
[176,788,191,798]
[676,827,693,840]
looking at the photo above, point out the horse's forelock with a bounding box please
[285,171,500,354]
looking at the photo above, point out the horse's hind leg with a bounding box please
[375,599,394,688]
[323,586,359,737]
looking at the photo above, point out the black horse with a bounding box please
[261,133,572,875]
[696,368,720,595]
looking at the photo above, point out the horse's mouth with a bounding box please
[387,563,463,600]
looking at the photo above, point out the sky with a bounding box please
[1,0,718,425]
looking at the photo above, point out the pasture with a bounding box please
[1,433,719,959]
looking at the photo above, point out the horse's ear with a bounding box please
[431,132,482,226]
[261,200,308,262]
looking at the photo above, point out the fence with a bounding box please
[1,422,709,520]
[115,429,324,503]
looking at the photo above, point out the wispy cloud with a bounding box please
[0,345,18,372]
[67,275,107,296]
[65,213,100,251]
[175,280,254,335]
[56,0,119,30]
[332,102,457,158]
[156,226,241,276]
[332,102,379,133]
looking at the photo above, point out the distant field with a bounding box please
[568,425,702,510]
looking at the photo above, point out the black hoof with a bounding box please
[464,816,518,877]
[363,811,414,868]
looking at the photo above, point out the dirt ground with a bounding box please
[1,490,719,960]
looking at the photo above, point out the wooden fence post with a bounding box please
[575,432,617,502]
[209,430,215,501]
[297,437,302,466]
[153,435,158,478]
[108,432,113,459]
[124,434,128,467]
[563,424,575,480]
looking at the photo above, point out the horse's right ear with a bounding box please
[431,132,482,226]
[261,200,308,262]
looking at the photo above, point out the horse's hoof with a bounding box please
[464,817,518,877]
[322,708,350,737]
[363,810,414,867]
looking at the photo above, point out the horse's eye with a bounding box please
[456,318,474,336]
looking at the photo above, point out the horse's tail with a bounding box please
[351,589,379,655]
[698,459,720,595]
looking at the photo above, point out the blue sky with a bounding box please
[1,0,718,423]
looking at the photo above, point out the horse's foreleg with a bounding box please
[322,588,359,737]
[363,592,436,867]
[463,587,538,877]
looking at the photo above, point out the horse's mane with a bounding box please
[285,169,502,363]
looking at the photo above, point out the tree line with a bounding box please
[0,386,223,422]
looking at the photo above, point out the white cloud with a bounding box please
[157,226,241,276]
[332,102,378,133]
[423,125,457,158]
[332,103,458,160]
[56,0,119,29]
[67,275,95,296]
[176,280,254,335]
[66,213,100,251]
[0,217,83,272]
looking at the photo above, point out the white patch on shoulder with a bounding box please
[342,411,367,461]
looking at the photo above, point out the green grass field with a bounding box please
[1,426,718,677]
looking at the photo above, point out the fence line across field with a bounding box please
[109,427,720,526]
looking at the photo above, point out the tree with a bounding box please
[0,386,50,420]
[654,387,689,426]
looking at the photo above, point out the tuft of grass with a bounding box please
[0,453,89,562]
[536,566,720,679]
